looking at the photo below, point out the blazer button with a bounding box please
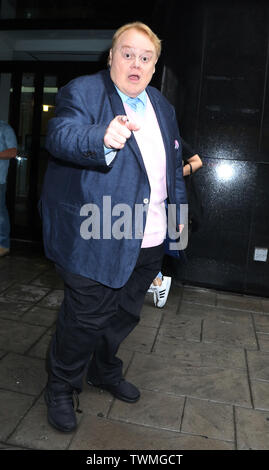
[143,198,149,204]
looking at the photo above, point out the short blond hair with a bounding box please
[111,22,162,59]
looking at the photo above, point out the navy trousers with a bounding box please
[48,243,164,392]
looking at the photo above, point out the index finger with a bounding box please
[117,115,129,125]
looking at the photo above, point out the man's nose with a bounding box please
[131,56,140,68]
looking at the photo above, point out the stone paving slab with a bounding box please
[181,286,217,306]
[121,325,158,354]
[0,443,26,449]
[20,306,57,327]
[2,284,50,303]
[205,304,254,323]
[79,383,114,418]
[139,300,163,328]
[0,254,49,271]
[69,414,234,450]
[177,301,216,319]
[109,389,185,432]
[203,316,258,349]
[0,318,46,354]
[216,293,263,312]
[0,390,35,441]
[209,308,254,324]
[153,337,246,370]
[251,381,269,411]
[235,407,269,450]
[181,397,234,441]
[27,331,52,360]
[126,353,252,407]
[0,266,48,285]
[37,290,64,309]
[0,353,47,395]
[0,279,15,294]
[0,297,32,320]
[247,350,269,381]
[261,299,269,314]
[29,269,64,289]
[253,314,269,334]
[0,349,6,359]
[177,301,255,326]
[7,400,77,450]
[158,314,202,342]
[256,333,269,351]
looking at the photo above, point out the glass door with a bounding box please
[4,61,102,244]
[7,71,58,241]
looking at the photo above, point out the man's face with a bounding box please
[109,28,158,98]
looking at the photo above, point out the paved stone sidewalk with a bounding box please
[1,251,269,450]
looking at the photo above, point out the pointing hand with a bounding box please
[104,115,140,150]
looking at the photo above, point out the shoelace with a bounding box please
[73,390,82,414]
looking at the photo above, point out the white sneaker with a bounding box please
[152,276,172,308]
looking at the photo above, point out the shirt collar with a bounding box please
[115,86,147,108]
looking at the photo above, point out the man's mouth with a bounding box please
[128,74,140,82]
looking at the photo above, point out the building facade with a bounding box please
[1,0,269,297]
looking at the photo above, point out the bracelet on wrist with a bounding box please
[188,162,193,175]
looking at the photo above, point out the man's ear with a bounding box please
[108,49,113,66]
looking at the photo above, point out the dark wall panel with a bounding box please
[198,5,268,161]
[180,158,256,293]
[161,0,269,296]
[261,40,269,155]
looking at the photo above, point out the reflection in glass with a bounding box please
[15,73,35,227]
[0,0,16,19]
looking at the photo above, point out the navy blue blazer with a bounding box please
[40,69,187,287]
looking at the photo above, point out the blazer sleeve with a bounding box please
[45,80,109,168]
[170,112,188,228]
[181,137,196,162]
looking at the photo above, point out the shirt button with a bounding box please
[143,198,149,204]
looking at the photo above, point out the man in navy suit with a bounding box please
[41,22,187,432]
